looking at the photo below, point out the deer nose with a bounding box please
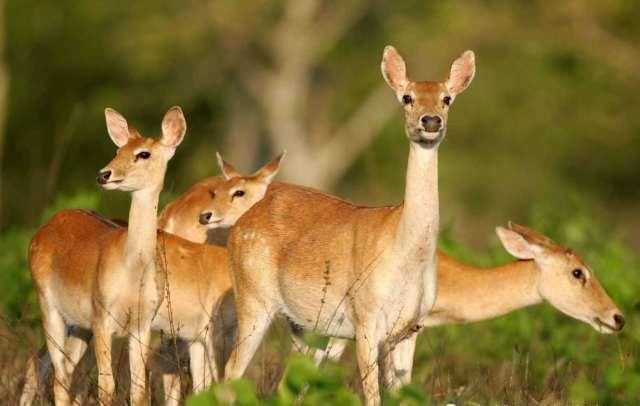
[613,313,625,330]
[199,211,213,225]
[96,170,111,185]
[420,115,442,132]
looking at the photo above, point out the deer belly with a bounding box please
[153,299,210,340]
[280,286,355,339]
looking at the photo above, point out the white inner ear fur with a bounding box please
[496,227,539,260]
[381,46,409,94]
[105,111,130,147]
[446,51,475,97]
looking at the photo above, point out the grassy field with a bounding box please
[0,190,637,405]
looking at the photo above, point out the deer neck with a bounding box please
[431,260,543,325]
[124,185,162,268]
[394,142,439,261]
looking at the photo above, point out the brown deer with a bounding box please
[299,223,625,387]
[23,151,284,405]
[222,45,476,405]
[29,107,188,405]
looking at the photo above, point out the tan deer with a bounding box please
[159,175,229,246]
[29,106,188,405]
[222,46,476,405]
[300,222,625,387]
[22,152,285,406]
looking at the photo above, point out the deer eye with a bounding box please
[443,96,451,106]
[232,190,245,199]
[402,95,413,105]
[136,151,151,160]
[208,190,216,199]
[572,268,584,279]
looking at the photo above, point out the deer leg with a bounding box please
[381,335,415,390]
[20,346,50,406]
[390,334,417,388]
[93,316,116,405]
[224,295,274,380]
[41,307,73,406]
[128,324,152,406]
[355,324,382,406]
[64,327,91,404]
[158,338,188,406]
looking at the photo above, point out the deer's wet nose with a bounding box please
[96,170,111,185]
[199,211,213,225]
[613,313,625,330]
[420,115,442,132]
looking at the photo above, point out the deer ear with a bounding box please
[381,45,409,94]
[216,152,241,180]
[496,226,538,260]
[105,108,134,147]
[253,150,286,184]
[160,106,187,149]
[446,50,475,98]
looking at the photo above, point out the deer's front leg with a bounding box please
[93,317,115,405]
[355,324,381,406]
[189,337,216,393]
[129,324,152,406]
[382,334,417,390]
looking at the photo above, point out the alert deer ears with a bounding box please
[105,108,138,147]
[253,150,286,184]
[381,45,409,94]
[160,106,187,149]
[496,226,541,260]
[216,152,241,180]
[446,50,475,98]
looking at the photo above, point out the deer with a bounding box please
[221,45,476,405]
[159,174,229,246]
[29,106,189,405]
[296,222,626,386]
[22,151,285,406]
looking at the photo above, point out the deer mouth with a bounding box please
[411,129,445,147]
[205,218,224,228]
[100,179,124,189]
[593,317,619,334]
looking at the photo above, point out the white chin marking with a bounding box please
[591,320,614,334]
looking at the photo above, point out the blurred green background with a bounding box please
[0,0,638,404]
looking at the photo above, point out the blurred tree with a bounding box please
[214,0,396,188]
[0,0,638,247]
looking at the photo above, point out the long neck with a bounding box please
[428,258,543,325]
[394,142,439,259]
[124,185,162,266]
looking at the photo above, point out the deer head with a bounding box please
[198,152,286,228]
[496,222,625,334]
[381,46,475,147]
[97,107,186,192]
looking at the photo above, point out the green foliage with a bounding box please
[187,379,259,406]
[299,332,330,351]
[0,226,36,323]
[40,189,102,223]
[187,356,361,406]
[383,383,430,406]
